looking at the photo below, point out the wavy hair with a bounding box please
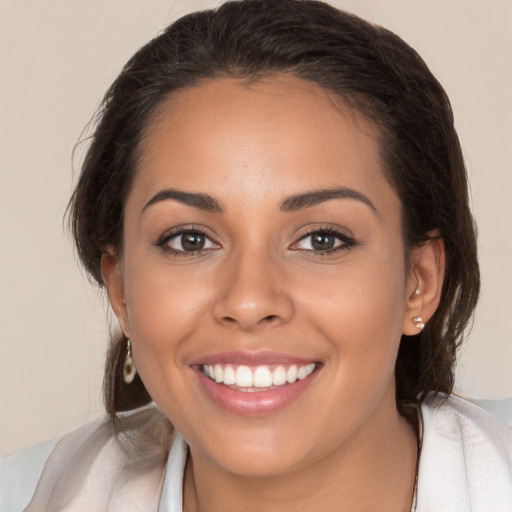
[68,0,479,417]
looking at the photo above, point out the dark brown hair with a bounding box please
[69,0,479,417]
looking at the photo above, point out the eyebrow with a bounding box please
[280,187,377,213]
[142,186,377,215]
[142,189,223,213]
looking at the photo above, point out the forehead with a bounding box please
[132,75,396,213]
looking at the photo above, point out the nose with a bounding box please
[212,249,294,331]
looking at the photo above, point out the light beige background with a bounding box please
[1,0,511,455]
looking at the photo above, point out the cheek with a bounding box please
[300,251,407,381]
[122,259,215,373]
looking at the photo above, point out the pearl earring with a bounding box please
[413,317,425,331]
[123,338,137,384]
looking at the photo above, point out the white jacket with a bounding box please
[1,395,511,512]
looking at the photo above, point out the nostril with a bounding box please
[214,291,295,330]
[221,313,281,329]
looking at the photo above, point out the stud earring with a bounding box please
[413,317,425,331]
[123,338,137,384]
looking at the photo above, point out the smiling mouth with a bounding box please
[201,363,318,391]
[194,356,322,415]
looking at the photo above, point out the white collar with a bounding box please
[156,397,512,512]
[416,394,512,511]
[158,433,188,512]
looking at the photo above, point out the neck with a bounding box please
[183,398,418,512]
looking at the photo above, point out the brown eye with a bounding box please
[161,229,219,254]
[310,232,336,251]
[294,228,355,254]
[180,232,206,251]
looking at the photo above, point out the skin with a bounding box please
[103,76,445,512]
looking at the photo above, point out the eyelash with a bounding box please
[292,227,356,256]
[155,226,356,257]
[155,226,219,257]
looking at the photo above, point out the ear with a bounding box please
[402,234,446,335]
[101,247,131,338]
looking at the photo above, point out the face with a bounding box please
[105,76,430,478]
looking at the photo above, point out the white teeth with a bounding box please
[203,362,317,388]
[305,363,315,376]
[253,366,273,387]
[286,365,298,383]
[235,365,253,387]
[297,364,316,380]
[223,365,236,385]
[272,366,287,386]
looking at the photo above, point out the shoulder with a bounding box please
[0,438,59,512]
[0,416,107,512]
[0,406,174,512]
[421,393,512,455]
[417,393,512,512]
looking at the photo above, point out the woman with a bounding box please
[1,0,511,510]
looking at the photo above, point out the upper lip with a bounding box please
[190,350,318,367]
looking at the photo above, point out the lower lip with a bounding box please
[193,367,319,416]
